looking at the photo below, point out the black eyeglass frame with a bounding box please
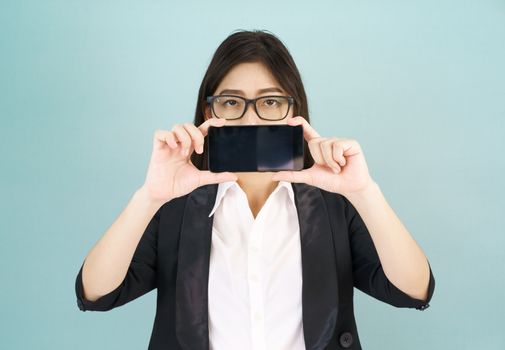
[206,94,295,121]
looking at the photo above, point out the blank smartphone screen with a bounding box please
[208,124,304,172]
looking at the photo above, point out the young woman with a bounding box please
[75,30,435,350]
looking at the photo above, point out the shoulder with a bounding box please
[156,184,216,221]
[312,187,363,230]
[318,187,354,215]
[155,193,190,224]
[290,182,355,226]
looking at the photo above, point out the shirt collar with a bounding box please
[208,180,295,217]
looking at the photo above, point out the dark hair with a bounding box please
[190,29,314,170]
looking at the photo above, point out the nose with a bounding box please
[241,101,259,125]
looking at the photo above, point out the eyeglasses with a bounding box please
[206,95,294,121]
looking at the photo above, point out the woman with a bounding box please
[75,30,435,350]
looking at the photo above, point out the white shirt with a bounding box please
[207,180,306,350]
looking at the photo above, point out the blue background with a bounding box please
[1,0,504,349]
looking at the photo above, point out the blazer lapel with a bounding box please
[292,183,339,350]
[175,183,339,350]
[175,184,217,350]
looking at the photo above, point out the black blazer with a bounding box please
[75,182,435,350]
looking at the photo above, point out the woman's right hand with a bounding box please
[140,118,237,204]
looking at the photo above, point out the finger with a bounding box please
[182,123,205,154]
[337,139,361,157]
[320,140,341,172]
[332,142,347,167]
[308,138,326,165]
[154,130,178,149]
[172,125,192,156]
[165,132,178,149]
[287,116,320,141]
[198,117,226,137]
[271,169,314,185]
[198,170,238,186]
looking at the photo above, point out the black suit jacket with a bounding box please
[75,182,435,350]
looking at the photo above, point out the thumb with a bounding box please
[272,170,312,184]
[198,170,238,186]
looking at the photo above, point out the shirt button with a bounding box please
[339,332,354,348]
[417,303,430,310]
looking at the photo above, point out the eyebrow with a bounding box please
[217,87,284,95]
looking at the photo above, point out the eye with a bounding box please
[261,97,282,108]
[216,97,242,108]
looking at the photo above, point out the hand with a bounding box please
[272,116,374,196]
[140,118,237,204]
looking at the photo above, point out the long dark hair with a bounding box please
[190,29,314,170]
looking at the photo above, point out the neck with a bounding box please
[234,172,279,216]
[235,172,279,197]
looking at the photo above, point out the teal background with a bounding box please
[1,0,504,349]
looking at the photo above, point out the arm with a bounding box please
[75,187,167,311]
[345,181,435,307]
[268,118,435,307]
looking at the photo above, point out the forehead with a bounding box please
[214,62,285,95]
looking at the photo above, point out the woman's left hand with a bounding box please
[272,116,375,196]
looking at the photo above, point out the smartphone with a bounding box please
[207,124,304,172]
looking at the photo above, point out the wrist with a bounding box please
[134,186,169,211]
[342,180,381,203]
